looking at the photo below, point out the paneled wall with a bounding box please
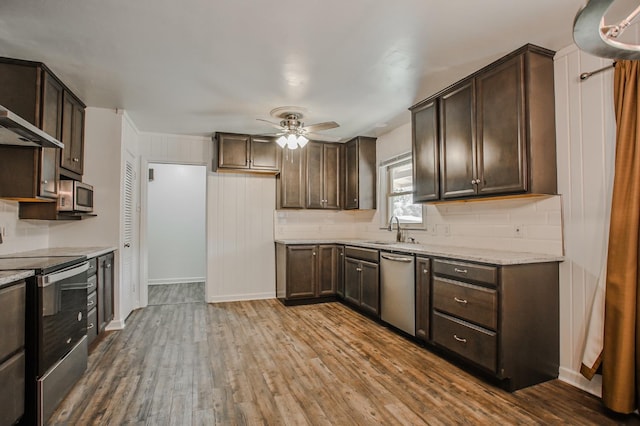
[553,45,616,395]
[138,133,276,303]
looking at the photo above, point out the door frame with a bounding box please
[138,158,209,307]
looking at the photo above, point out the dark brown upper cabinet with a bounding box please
[410,44,557,202]
[412,100,440,202]
[60,92,85,176]
[306,142,341,209]
[344,136,377,210]
[213,132,279,173]
[277,146,306,208]
[0,57,86,186]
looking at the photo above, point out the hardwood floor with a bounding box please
[148,282,205,305]
[50,299,638,425]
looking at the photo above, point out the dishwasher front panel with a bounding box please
[380,252,416,336]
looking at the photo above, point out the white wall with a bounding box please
[138,133,276,303]
[147,163,206,284]
[553,45,616,396]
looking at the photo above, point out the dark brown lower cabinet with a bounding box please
[431,258,559,391]
[98,252,114,332]
[275,243,342,303]
[0,279,26,425]
[415,256,431,342]
[343,246,379,316]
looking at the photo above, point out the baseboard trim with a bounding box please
[207,292,275,303]
[105,319,126,331]
[558,366,602,397]
[148,277,205,285]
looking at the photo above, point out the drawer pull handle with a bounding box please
[454,297,468,304]
[453,334,467,343]
[88,300,95,307]
[454,268,468,274]
[87,323,95,330]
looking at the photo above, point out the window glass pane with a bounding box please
[390,162,413,194]
[388,193,422,223]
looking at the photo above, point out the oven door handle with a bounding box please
[39,262,89,288]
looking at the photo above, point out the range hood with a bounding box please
[0,105,64,149]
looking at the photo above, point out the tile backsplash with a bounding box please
[0,200,49,255]
[275,195,563,256]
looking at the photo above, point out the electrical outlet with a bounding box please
[514,225,524,238]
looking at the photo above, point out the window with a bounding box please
[380,154,424,227]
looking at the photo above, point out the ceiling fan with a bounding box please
[257,106,340,149]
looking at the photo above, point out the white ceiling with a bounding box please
[0,0,587,140]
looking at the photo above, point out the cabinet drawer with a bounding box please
[0,281,25,363]
[87,274,97,294]
[87,307,98,346]
[433,259,497,286]
[433,277,498,330]
[87,290,97,311]
[345,246,379,263]
[432,311,497,372]
[0,350,25,426]
[87,257,98,276]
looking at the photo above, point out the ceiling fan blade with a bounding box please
[306,132,342,142]
[255,132,286,137]
[256,118,284,130]
[302,121,339,132]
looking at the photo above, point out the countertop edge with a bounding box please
[274,239,564,265]
[0,270,35,287]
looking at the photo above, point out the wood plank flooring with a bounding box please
[49,298,639,425]
[148,282,204,305]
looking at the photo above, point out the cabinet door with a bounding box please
[40,70,63,140]
[412,100,439,202]
[440,80,476,199]
[336,246,345,298]
[217,133,250,169]
[344,139,359,209]
[61,92,84,175]
[97,252,115,332]
[250,136,279,171]
[360,261,379,316]
[323,143,341,209]
[415,257,431,342]
[317,245,337,296]
[476,55,527,195]
[279,147,306,208]
[306,142,324,208]
[344,257,361,306]
[286,245,317,298]
[39,148,59,199]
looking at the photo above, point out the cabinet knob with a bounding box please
[106,264,112,268]
[353,198,357,202]
[312,252,316,256]
[423,269,428,274]
[356,267,362,272]
[42,180,48,184]
[73,158,80,162]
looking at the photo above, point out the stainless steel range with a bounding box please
[0,256,88,426]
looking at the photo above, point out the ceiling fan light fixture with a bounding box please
[297,135,308,147]
[276,135,287,148]
[286,134,298,149]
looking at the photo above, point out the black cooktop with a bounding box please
[0,256,86,274]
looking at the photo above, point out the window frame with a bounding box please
[378,152,426,230]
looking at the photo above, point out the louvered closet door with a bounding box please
[122,153,138,311]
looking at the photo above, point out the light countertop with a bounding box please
[0,246,117,259]
[0,270,34,287]
[275,239,563,265]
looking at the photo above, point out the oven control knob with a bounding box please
[77,312,83,322]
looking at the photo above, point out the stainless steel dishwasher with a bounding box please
[380,251,415,336]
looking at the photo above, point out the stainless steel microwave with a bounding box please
[58,181,94,213]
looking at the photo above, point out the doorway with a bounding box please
[144,163,207,305]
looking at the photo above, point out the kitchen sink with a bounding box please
[364,240,398,245]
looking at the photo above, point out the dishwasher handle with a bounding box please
[381,254,413,263]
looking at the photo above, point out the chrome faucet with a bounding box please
[388,215,403,242]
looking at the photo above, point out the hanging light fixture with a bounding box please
[275,132,309,149]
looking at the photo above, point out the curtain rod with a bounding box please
[580,62,616,81]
